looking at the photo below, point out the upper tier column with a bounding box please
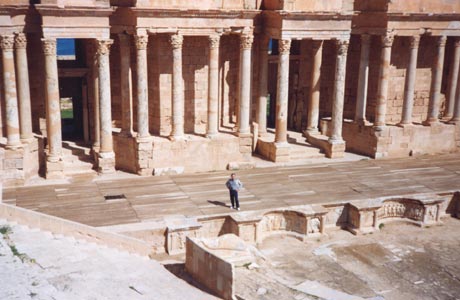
[275,39,291,144]
[354,34,370,124]
[96,39,114,154]
[307,40,323,133]
[399,35,420,125]
[1,35,21,148]
[424,35,447,125]
[446,38,460,118]
[238,33,253,135]
[170,34,184,140]
[329,39,349,143]
[374,33,394,130]
[207,34,220,137]
[14,33,33,143]
[257,35,269,136]
[135,34,150,139]
[42,38,62,160]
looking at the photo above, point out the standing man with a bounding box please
[225,173,243,210]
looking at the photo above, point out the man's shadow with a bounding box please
[207,200,229,207]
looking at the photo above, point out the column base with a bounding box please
[97,151,115,174]
[373,125,386,132]
[46,157,65,180]
[423,118,439,126]
[326,138,346,159]
[238,133,253,160]
[136,137,153,176]
[396,122,414,128]
[448,118,460,125]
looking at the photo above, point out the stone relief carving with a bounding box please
[377,200,423,221]
[308,218,321,234]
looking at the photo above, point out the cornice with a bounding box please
[35,5,113,17]
[131,8,259,19]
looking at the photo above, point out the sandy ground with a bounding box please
[235,217,460,300]
[0,218,217,300]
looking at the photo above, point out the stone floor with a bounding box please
[2,153,460,227]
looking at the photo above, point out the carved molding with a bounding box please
[209,34,220,49]
[336,39,349,56]
[170,34,183,50]
[96,39,113,56]
[135,35,148,50]
[0,35,15,51]
[278,39,291,55]
[409,35,421,49]
[41,38,56,56]
[14,33,27,49]
[240,33,253,50]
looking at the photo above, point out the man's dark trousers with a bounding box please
[229,189,239,208]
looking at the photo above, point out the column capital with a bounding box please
[437,35,447,47]
[96,39,113,56]
[240,33,254,50]
[454,37,460,48]
[135,35,148,50]
[1,35,15,51]
[381,34,394,48]
[14,33,27,49]
[361,34,371,45]
[209,34,220,49]
[278,39,291,54]
[170,34,183,50]
[41,38,57,56]
[336,39,349,56]
[409,35,421,49]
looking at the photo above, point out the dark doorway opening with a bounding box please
[59,77,84,141]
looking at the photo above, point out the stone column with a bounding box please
[118,33,133,136]
[329,39,349,142]
[425,35,447,125]
[91,42,100,150]
[1,35,21,148]
[135,34,150,139]
[238,33,253,135]
[96,39,114,154]
[275,39,291,144]
[355,34,370,124]
[257,35,269,136]
[450,73,460,123]
[399,35,420,125]
[207,34,220,137]
[170,34,184,140]
[307,40,323,133]
[42,38,62,160]
[14,33,33,143]
[446,38,460,118]
[374,33,394,130]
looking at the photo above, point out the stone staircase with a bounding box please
[287,131,325,161]
[61,141,96,175]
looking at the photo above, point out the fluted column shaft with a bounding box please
[275,39,291,143]
[307,40,323,133]
[238,33,253,134]
[118,33,133,136]
[257,35,269,135]
[207,34,220,137]
[1,35,21,148]
[375,34,394,130]
[425,36,447,124]
[329,39,349,142]
[400,36,420,125]
[42,38,61,160]
[355,34,370,123]
[14,33,33,142]
[135,35,150,139]
[170,34,184,139]
[446,39,460,118]
[97,39,114,153]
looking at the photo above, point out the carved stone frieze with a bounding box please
[377,200,423,221]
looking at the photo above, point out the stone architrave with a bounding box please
[446,38,460,118]
[118,33,133,136]
[1,35,21,148]
[238,33,253,135]
[257,35,269,136]
[329,39,349,143]
[14,33,33,143]
[424,35,447,125]
[374,33,394,130]
[307,40,323,133]
[170,34,185,140]
[399,35,420,125]
[135,34,150,139]
[355,34,370,124]
[96,39,114,154]
[42,38,62,160]
[207,34,220,138]
[275,39,291,144]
